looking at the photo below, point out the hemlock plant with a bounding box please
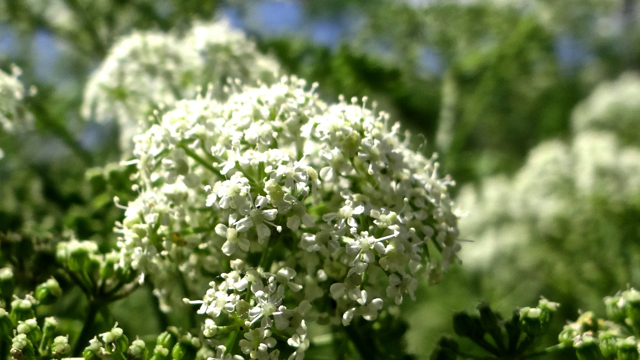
[2,15,640,360]
[116,75,462,358]
[3,19,464,360]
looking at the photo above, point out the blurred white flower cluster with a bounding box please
[457,72,640,291]
[0,65,32,159]
[82,19,281,152]
[116,75,460,359]
[572,72,640,146]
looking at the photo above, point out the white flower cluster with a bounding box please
[117,76,460,359]
[457,72,640,279]
[0,65,32,159]
[82,19,281,152]
[572,72,640,147]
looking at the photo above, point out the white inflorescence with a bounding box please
[116,76,460,359]
[457,72,640,269]
[571,72,640,147]
[0,66,30,134]
[82,19,281,152]
[0,65,32,159]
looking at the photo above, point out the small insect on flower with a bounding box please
[171,232,186,246]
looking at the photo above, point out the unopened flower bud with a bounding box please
[342,131,361,159]
[51,335,71,359]
[598,330,620,358]
[202,319,217,338]
[11,333,36,360]
[575,311,598,333]
[605,294,625,324]
[10,298,35,326]
[128,339,148,360]
[617,337,639,360]
[574,333,601,360]
[519,301,554,337]
[172,334,200,360]
[156,328,178,350]
[623,289,640,334]
[150,345,170,360]
[35,278,62,305]
[101,324,128,354]
[0,267,15,300]
[100,253,118,279]
[68,245,91,272]
[83,337,105,360]
[17,319,42,348]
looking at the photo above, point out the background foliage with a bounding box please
[2,0,640,359]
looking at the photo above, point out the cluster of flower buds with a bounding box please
[116,74,461,359]
[432,298,559,360]
[559,288,640,360]
[83,325,209,360]
[82,19,281,152]
[0,273,70,360]
[56,239,137,297]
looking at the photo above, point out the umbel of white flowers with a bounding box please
[82,19,281,153]
[116,76,461,359]
[456,72,640,307]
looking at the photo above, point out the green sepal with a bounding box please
[504,310,522,353]
[430,336,458,360]
[452,312,485,341]
[114,333,129,354]
[100,255,117,280]
[156,328,178,350]
[35,278,62,305]
[477,302,505,351]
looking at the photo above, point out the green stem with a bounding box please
[144,280,169,331]
[73,300,103,356]
[27,99,93,166]
[0,337,8,360]
[224,330,239,356]
[521,343,568,359]
[342,323,378,360]
[176,270,196,330]
[178,143,222,178]
[61,0,107,56]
